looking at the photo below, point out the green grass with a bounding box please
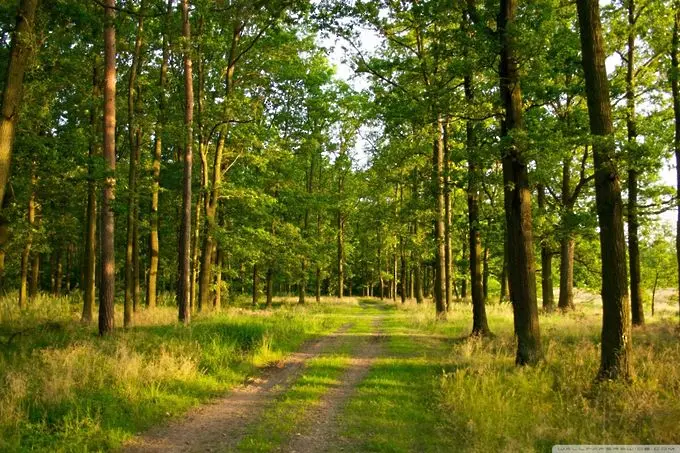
[2,292,680,452]
[0,293,348,452]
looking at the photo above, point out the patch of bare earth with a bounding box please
[283,317,385,453]
[122,323,353,453]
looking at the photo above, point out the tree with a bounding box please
[99,0,116,336]
[0,0,39,213]
[576,0,632,380]
[499,0,542,365]
[177,0,194,324]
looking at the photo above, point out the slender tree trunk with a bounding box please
[337,211,344,299]
[147,0,171,310]
[214,248,223,309]
[482,246,489,300]
[124,11,144,327]
[626,0,644,326]
[577,0,632,380]
[177,0,194,324]
[316,265,321,302]
[0,0,39,209]
[443,122,453,310]
[19,166,36,308]
[558,236,575,310]
[499,0,542,365]
[558,159,576,311]
[537,185,555,312]
[433,115,447,317]
[199,25,240,310]
[99,0,116,335]
[30,252,39,297]
[83,62,99,323]
[673,8,680,326]
[266,266,273,308]
[252,264,259,306]
[466,75,490,335]
[55,252,63,296]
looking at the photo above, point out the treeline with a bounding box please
[0,0,678,383]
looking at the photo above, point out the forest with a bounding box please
[1,0,680,451]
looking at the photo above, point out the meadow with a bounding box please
[1,291,679,452]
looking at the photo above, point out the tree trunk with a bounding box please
[99,0,116,336]
[433,115,447,317]
[558,158,575,311]
[625,0,644,326]
[466,75,490,335]
[177,0,194,325]
[214,248,223,309]
[19,165,36,308]
[537,185,554,312]
[198,26,240,311]
[316,265,321,302]
[337,211,344,299]
[499,0,542,365]
[0,0,39,209]
[558,236,575,310]
[266,266,273,308]
[443,122,453,310]
[576,0,632,380]
[30,252,39,297]
[147,0,171,310]
[124,11,144,327]
[482,246,489,300]
[673,8,680,326]
[252,264,259,306]
[83,62,99,323]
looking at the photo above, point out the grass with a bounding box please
[1,291,680,452]
[0,292,348,452]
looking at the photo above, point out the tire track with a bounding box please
[122,323,353,453]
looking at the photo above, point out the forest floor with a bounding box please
[2,292,680,452]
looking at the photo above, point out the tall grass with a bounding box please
[0,293,344,452]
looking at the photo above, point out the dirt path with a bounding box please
[122,323,354,453]
[283,317,385,453]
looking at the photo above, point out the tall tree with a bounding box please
[576,0,632,380]
[99,0,117,336]
[0,0,39,211]
[499,0,542,365]
[124,9,144,327]
[177,0,194,324]
[147,0,172,309]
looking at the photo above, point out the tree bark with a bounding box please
[558,236,575,310]
[19,165,36,308]
[252,264,259,306]
[177,0,194,324]
[30,252,39,297]
[466,76,490,335]
[537,185,554,312]
[625,0,644,326]
[147,0,171,310]
[198,25,241,311]
[83,62,99,323]
[433,115,447,317]
[499,0,542,365]
[443,122,453,310]
[266,266,273,308]
[558,159,575,311]
[124,11,144,327]
[99,0,116,336]
[0,0,39,210]
[576,0,632,380]
[214,248,223,309]
[673,8,680,327]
